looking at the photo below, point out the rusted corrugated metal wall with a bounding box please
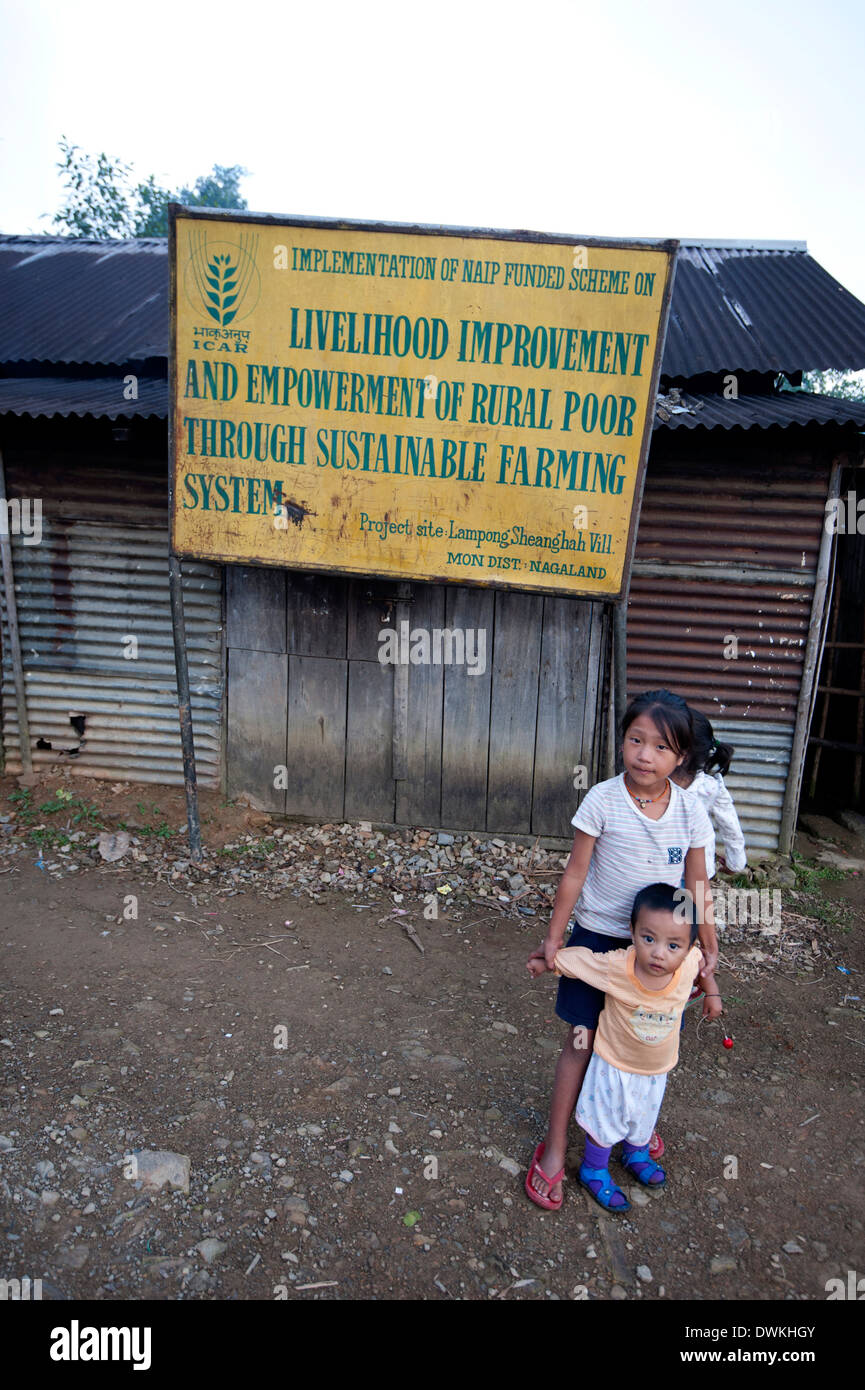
[0,454,223,786]
[627,448,829,853]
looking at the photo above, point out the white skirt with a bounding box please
[576,1052,667,1148]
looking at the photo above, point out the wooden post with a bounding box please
[0,448,32,777]
[807,573,839,798]
[604,613,617,781]
[779,456,844,855]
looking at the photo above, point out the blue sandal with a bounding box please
[620,1145,666,1186]
[578,1162,630,1212]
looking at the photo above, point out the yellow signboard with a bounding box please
[169,212,676,599]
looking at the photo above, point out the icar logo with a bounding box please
[184,227,261,326]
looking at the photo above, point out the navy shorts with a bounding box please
[555,921,629,1029]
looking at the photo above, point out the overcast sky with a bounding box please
[1,0,863,300]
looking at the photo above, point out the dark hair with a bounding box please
[630,882,699,944]
[620,689,693,757]
[681,709,735,778]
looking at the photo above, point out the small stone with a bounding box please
[782,1240,804,1254]
[35,1159,56,1180]
[196,1238,227,1264]
[98,830,131,862]
[710,1255,737,1275]
[491,1022,518,1035]
[56,1244,89,1270]
[636,1265,652,1283]
[628,1186,650,1207]
[725,1220,750,1250]
[387,1087,401,1097]
[323,1076,356,1095]
[130,1150,191,1194]
[498,1157,521,1178]
[82,1202,96,1215]
[610,1285,627,1300]
[382,967,393,976]
[437,833,455,845]
[429,1055,466,1071]
[284,1198,309,1224]
[338,1170,354,1184]
[41,1190,60,1206]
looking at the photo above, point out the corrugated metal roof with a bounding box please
[663,243,865,378]
[3,233,865,380]
[654,389,865,432]
[0,374,167,419]
[0,236,167,366]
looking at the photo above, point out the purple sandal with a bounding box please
[578,1161,630,1211]
[620,1145,666,1186]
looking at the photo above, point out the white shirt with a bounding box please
[570,773,714,939]
[683,770,747,877]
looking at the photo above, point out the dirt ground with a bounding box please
[1,773,864,1302]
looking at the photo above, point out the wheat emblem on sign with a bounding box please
[184,229,261,327]
[205,252,241,325]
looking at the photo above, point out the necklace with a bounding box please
[626,775,670,809]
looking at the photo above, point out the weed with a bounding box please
[791,853,847,890]
[9,788,36,824]
[8,787,105,844]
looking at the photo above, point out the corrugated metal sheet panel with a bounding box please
[654,389,865,432]
[628,576,811,721]
[709,719,794,855]
[4,234,865,382]
[0,375,168,419]
[628,457,826,723]
[0,236,167,366]
[0,460,223,787]
[662,244,865,378]
[634,460,826,570]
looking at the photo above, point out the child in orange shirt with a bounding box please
[528,881,722,1212]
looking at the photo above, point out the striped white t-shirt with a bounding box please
[570,774,714,939]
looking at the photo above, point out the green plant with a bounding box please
[791,853,847,890]
[9,788,36,824]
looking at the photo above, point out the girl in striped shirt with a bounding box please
[524,689,719,1211]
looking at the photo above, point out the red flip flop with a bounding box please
[524,1141,565,1211]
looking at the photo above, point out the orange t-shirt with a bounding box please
[554,943,703,1075]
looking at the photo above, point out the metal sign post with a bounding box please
[168,212,203,861]
[168,553,202,861]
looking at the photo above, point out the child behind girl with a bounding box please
[673,709,747,877]
[528,882,722,1211]
[642,708,747,1162]
[524,689,719,1212]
